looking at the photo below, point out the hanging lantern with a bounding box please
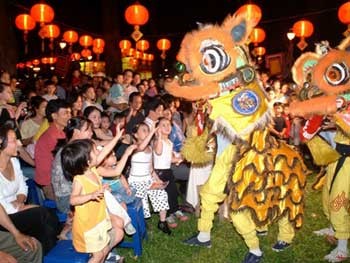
[32,59,40,66]
[157,38,171,60]
[119,40,132,57]
[63,30,78,53]
[81,49,92,58]
[338,2,350,36]
[93,38,105,49]
[292,20,314,50]
[47,57,57,64]
[119,39,132,50]
[250,27,266,46]
[253,46,266,57]
[124,3,149,42]
[236,4,262,25]
[17,63,26,69]
[136,39,149,51]
[147,54,154,66]
[127,48,135,57]
[26,61,33,68]
[42,24,60,51]
[147,54,154,61]
[93,46,104,61]
[79,35,93,48]
[71,52,81,61]
[41,57,48,64]
[135,50,142,59]
[30,3,54,26]
[15,14,36,54]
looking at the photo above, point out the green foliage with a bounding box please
[117,174,346,263]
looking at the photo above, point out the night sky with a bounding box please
[10,0,349,67]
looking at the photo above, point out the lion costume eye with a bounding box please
[325,62,349,86]
[200,44,231,74]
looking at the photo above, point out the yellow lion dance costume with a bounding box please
[164,7,307,263]
[290,37,350,262]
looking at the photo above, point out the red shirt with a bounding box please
[34,124,65,186]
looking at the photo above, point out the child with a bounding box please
[100,112,113,137]
[128,123,171,235]
[99,149,137,235]
[153,117,189,228]
[61,139,125,263]
[269,102,287,140]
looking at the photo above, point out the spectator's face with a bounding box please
[0,85,14,103]
[2,130,19,157]
[163,109,172,121]
[155,104,164,119]
[73,96,83,111]
[37,101,48,117]
[47,84,56,95]
[158,118,172,135]
[101,116,111,130]
[85,87,96,101]
[134,124,149,141]
[88,109,101,128]
[130,95,142,111]
[123,71,133,85]
[77,122,93,139]
[53,107,71,129]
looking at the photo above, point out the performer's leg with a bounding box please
[231,210,260,251]
[276,215,295,244]
[324,159,350,262]
[198,144,237,233]
[184,144,237,246]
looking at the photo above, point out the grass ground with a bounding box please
[117,173,349,263]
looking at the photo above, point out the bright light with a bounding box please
[287,30,295,41]
[59,41,67,49]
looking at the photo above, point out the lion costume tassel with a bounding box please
[164,7,307,263]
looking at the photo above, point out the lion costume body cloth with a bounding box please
[164,8,307,250]
[291,38,350,240]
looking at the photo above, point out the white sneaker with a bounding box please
[313,227,335,237]
[324,248,348,262]
[124,222,136,235]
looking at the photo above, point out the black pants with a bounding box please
[0,206,59,255]
[156,169,179,215]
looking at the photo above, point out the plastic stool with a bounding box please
[26,179,43,205]
[43,199,68,223]
[44,240,89,263]
[118,198,147,257]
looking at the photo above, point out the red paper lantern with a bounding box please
[71,53,81,61]
[156,39,171,51]
[119,40,132,50]
[254,46,266,56]
[338,2,350,24]
[292,20,314,50]
[81,49,92,58]
[63,30,78,44]
[79,35,93,48]
[236,4,262,25]
[43,24,60,39]
[93,46,104,54]
[32,59,40,66]
[47,57,57,64]
[93,38,105,49]
[147,54,154,61]
[250,27,266,45]
[124,3,149,26]
[30,3,54,25]
[136,39,149,51]
[15,14,36,32]
[17,63,26,69]
[292,20,314,38]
